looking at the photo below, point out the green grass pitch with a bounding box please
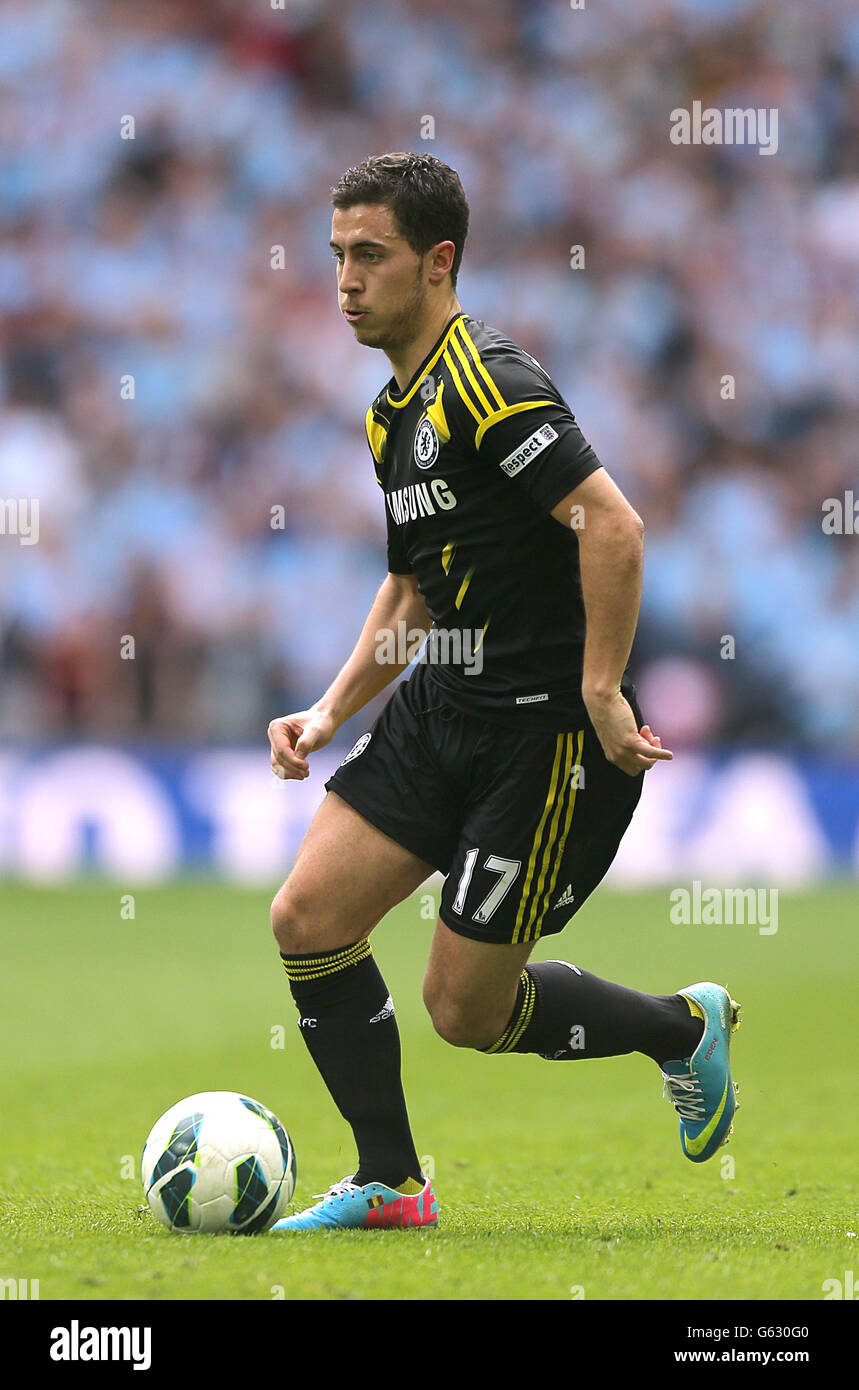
[1,881,856,1301]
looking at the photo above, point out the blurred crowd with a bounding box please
[0,0,857,751]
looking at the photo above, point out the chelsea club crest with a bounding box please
[413,416,439,469]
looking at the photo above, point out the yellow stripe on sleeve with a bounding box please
[474,400,558,449]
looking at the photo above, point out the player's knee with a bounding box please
[271,880,373,956]
[270,881,319,955]
[423,988,500,1051]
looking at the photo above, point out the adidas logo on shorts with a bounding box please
[553,884,575,910]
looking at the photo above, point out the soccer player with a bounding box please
[267,153,740,1231]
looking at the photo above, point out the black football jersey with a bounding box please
[365,311,634,729]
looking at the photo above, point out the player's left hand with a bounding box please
[583,690,674,776]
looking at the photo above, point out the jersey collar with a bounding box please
[385,311,467,409]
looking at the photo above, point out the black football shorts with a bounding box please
[325,666,645,946]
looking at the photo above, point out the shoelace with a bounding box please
[311,1178,361,1203]
[661,1069,706,1122]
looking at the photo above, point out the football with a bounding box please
[141,1091,296,1234]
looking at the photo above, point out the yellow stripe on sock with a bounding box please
[281,938,372,982]
[483,971,536,1054]
[502,971,537,1051]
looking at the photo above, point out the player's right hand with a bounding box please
[267,706,337,781]
[583,689,674,776]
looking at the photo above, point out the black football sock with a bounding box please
[280,941,423,1190]
[483,961,704,1065]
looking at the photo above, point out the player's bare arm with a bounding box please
[551,468,673,776]
[268,571,430,781]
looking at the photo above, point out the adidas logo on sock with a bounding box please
[369,995,395,1024]
[553,884,575,910]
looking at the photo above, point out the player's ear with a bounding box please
[427,240,456,285]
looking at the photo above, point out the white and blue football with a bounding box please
[141,1091,296,1234]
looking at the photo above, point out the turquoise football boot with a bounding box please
[270,1176,438,1231]
[661,982,742,1163]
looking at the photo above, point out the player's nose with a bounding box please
[338,258,363,293]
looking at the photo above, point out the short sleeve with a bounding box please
[474,356,602,514]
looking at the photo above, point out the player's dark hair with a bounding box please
[331,152,469,287]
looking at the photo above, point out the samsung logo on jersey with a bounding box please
[387,479,457,524]
[499,424,558,478]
